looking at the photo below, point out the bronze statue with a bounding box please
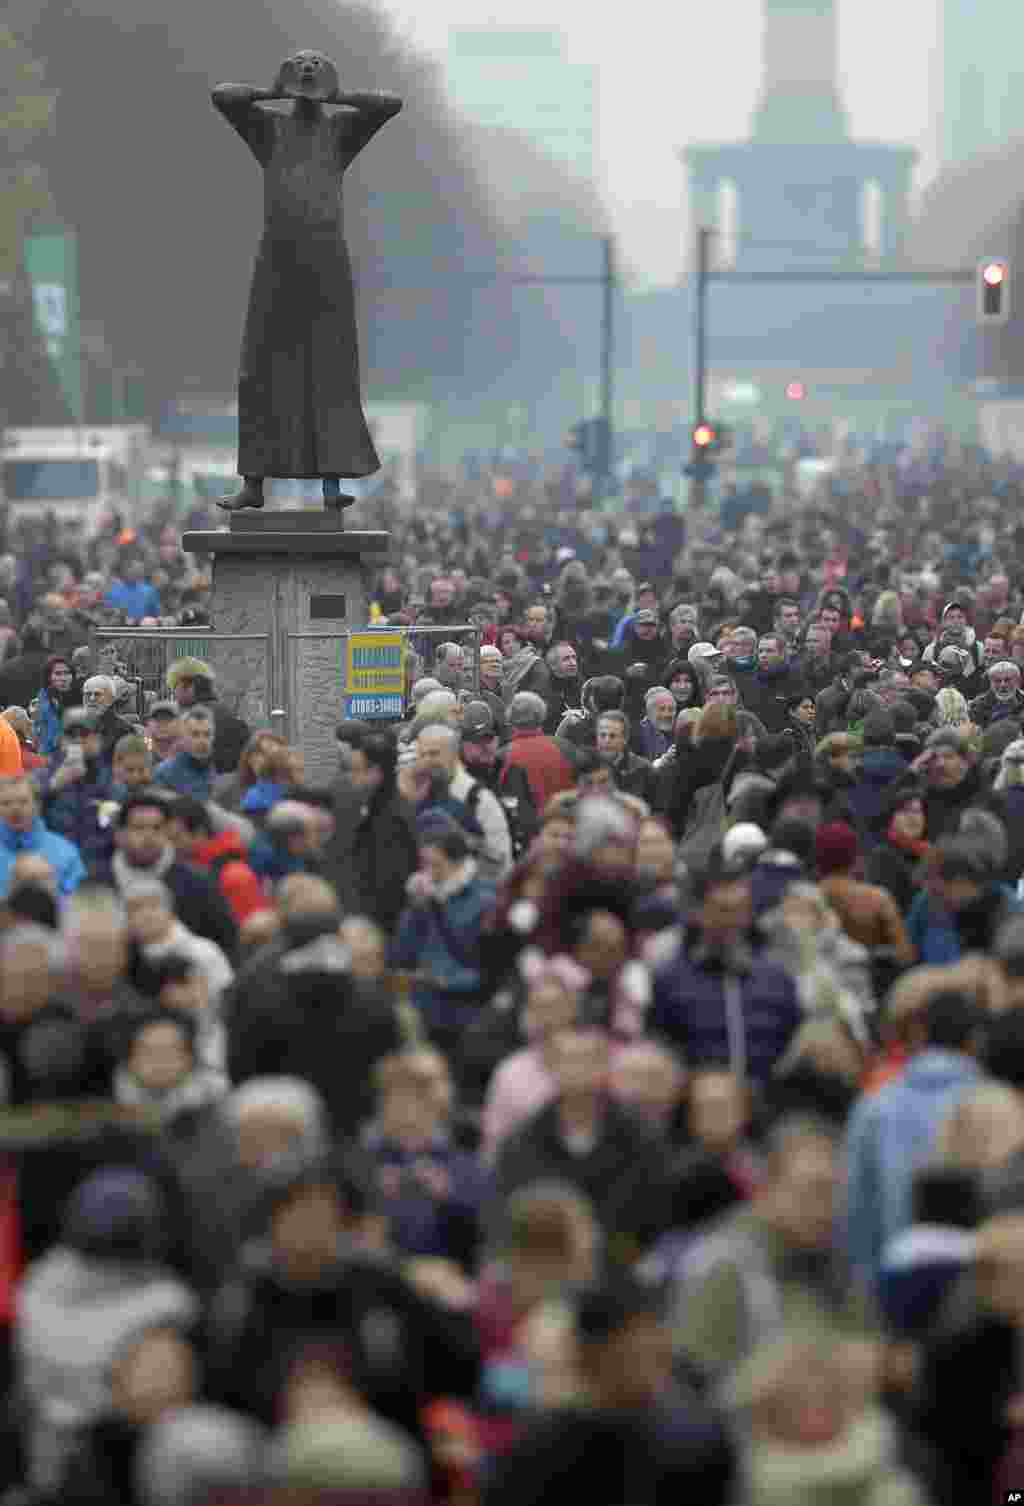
[212,52,402,512]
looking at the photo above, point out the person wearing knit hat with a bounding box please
[17,1168,198,1497]
[815,822,916,966]
[815,822,860,879]
[165,658,250,775]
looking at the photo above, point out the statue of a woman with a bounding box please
[212,51,402,512]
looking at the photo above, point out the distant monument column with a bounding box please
[682,0,916,272]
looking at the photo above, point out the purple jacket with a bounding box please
[650,931,801,1089]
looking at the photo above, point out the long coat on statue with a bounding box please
[213,88,400,479]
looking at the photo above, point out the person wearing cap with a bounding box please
[922,598,985,673]
[151,706,218,800]
[38,707,115,872]
[166,658,250,775]
[609,581,660,649]
[969,660,1024,730]
[145,701,183,765]
[612,606,667,700]
[687,641,724,689]
[463,701,537,860]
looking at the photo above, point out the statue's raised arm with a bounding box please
[328,89,403,161]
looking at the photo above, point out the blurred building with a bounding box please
[682,0,916,270]
[936,0,1024,171]
[445,27,596,185]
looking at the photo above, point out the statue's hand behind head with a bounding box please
[275,50,340,102]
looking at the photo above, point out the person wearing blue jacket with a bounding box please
[391,816,496,1056]
[32,656,77,757]
[38,708,113,872]
[103,555,161,621]
[907,836,1022,965]
[844,989,983,1284]
[152,707,215,800]
[0,773,86,896]
[363,1048,490,1272]
[649,858,801,1092]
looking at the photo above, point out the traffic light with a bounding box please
[785,381,806,401]
[978,259,1011,324]
[686,422,718,482]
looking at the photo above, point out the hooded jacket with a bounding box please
[844,1047,982,1280]
[17,1248,197,1492]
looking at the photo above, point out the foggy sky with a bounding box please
[387,0,936,287]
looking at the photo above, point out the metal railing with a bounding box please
[90,628,272,721]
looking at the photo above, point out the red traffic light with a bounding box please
[693,423,715,448]
[785,381,806,401]
[983,262,1006,286]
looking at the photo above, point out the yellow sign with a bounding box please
[344,631,406,718]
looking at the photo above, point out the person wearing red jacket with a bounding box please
[165,796,273,925]
[501,693,575,813]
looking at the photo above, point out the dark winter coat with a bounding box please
[206,1242,481,1443]
[226,938,402,1140]
[352,786,420,932]
[923,765,985,842]
[493,1099,676,1257]
[650,931,802,1090]
[40,756,113,872]
[92,857,239,961]
[846,748,912,843]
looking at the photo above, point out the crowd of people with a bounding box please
[3,454,1024,1502]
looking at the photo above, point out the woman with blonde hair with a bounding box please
[871,589,904,635]
[931,686,971,729]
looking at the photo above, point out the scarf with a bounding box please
[885,822,931,861]
[111,848,175,891]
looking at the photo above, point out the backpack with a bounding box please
[678,781,728,869]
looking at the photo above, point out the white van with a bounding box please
[1,426,149,532]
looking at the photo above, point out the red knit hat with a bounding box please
[815,822,859,877]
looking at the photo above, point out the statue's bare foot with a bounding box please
[218,479,265,511]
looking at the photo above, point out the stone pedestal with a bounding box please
[182,513,389,786]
